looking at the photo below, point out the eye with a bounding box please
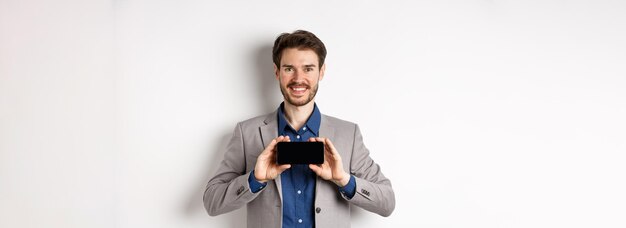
[305,67,314,72]
[284,67,293,72]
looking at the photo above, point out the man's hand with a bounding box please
[254,136,292,183]
[308,137,351,187]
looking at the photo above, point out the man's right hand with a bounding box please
[254,135,291,183]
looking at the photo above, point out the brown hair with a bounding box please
[272,30,327,69]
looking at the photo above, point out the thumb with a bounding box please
[277,164,291,173]
[260,138,278,156]
[308,164,322,175]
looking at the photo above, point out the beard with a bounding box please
[279,81,319,107]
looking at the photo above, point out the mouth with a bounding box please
[288,85,308,96]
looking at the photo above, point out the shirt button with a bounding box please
[296,135,300,139]
[303,127,307,130]
[297,190,301,194]
[316,207,321,213]
[298,219,303,223]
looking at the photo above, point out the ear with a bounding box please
[319,64,326,81]
[274,64,279,80]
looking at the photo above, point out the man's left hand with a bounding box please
[308,137,350,187]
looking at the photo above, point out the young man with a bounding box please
[203,30,395,228]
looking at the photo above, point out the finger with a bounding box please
[325,138,340,159]
[308,164,322,175]
[265,136,286,156]
[277,164,291,173]
[324,138,336,153]
[261,138,280,155]
[321,138,330,153]
[273,136,286,146]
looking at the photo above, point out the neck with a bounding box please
[283,100,315,131]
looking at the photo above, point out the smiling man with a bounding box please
[203,30,395,228]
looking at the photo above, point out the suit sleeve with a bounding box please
[344,124,396,217]
[203,123,263,216]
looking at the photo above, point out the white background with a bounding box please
[1,0,625,227]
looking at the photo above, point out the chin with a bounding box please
[286,97,313,107]
[287,100,309,107]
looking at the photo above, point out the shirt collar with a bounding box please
[277,102,321,135]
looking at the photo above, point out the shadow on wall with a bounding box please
[182,44,278,227]
[254,44,281,113]
[188,132,247,227]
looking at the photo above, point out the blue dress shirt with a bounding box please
[249,102,356,228]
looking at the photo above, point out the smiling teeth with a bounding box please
[293,87,306,91]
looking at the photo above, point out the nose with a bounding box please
[292,69,305,81]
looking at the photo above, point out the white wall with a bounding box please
[1,0,625,227]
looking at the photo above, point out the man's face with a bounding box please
[275,48,325,107]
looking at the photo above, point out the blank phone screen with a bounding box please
[276,142,324,164]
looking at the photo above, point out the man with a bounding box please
[203,30,395,228]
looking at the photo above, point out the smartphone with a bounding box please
[276,142,324,164]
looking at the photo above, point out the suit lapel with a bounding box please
[259,111,283,202]
[315,115,335,203]
[319,115,335,141]
[260,112,277,149]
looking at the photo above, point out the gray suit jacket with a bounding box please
[203,111,395,228]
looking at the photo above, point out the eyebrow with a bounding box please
[281,64,317,68]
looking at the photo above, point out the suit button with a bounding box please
[236,186,245,195]
[315,207,321,213]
